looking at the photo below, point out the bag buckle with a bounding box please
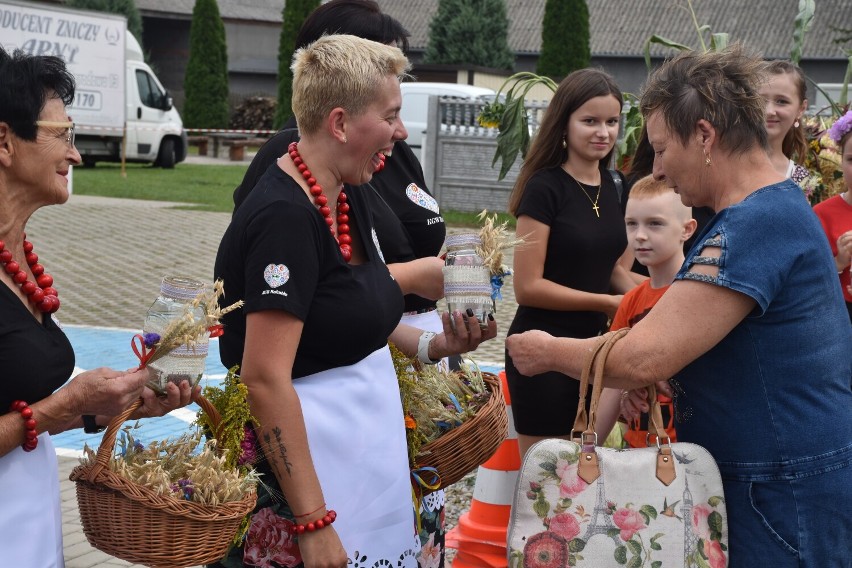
[656,445,676,486]
[578,431,600,483]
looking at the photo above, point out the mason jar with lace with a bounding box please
[443,234,491,330]
[142,276,209,393]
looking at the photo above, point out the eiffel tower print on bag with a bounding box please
[507,329,729,568]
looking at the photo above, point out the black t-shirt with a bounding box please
[233,120,446,313]
[508,166,627,338]
[232,118,298,212]
[215,165,404,377]
[365,141,445,312]
[0,285,74,411]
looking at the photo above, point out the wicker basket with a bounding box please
[69,396,257,568]
[412,371,508,495]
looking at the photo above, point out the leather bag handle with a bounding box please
[587,331,669,443]
[571,332,612,437]
[574,329,676,485]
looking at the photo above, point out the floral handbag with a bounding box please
[507,330,729,568]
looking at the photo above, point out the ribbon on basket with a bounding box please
[411,466,441,532]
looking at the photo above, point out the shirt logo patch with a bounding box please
[405,183,439,214]
[263,264,290,288]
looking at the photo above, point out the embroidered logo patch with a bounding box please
[263,264,290,288]
[405,183,439,213]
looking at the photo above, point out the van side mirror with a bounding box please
[161,93,173,111]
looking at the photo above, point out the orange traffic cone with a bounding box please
[446,370,519,567]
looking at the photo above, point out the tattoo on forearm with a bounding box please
[264,427,293,477]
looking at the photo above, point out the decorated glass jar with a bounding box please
[443,234,491,330]
[142,276,209,393]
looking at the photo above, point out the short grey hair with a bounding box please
[640,44,768,155]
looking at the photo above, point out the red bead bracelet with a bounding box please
[10,400,38,452]
[291,509,337,535]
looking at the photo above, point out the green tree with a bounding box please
[182,0,229,128]
[275,0,320,127]
[67,0,144,46]
[424,0,514,70]
[537,0,589,78]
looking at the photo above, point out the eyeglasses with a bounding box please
[34,120,76,147]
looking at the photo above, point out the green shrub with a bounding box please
[424,0,514,70]
[537,0,590,79]
[275,0,320,127]
[183,0,229,129]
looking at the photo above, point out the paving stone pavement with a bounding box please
[29,175,517,566]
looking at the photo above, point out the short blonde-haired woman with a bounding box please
[212,35,495,568]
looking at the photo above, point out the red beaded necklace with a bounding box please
[287,142,353,262]
[0,236,60,313]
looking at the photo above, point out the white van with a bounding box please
[119,33,186,168]
[400,82,496,162]
[0,0,187,167]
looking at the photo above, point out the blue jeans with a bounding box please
[721,444,852,567]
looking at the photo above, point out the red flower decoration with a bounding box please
[613,507,647,542]
[243,507,302,568]
[523,531,570,568]
[548,513,581,541]
[704,539,727,568]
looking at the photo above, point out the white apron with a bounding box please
[0,433,64,567]
[294,345,420,565]
[400,310,448,547]
[400,309,442,335]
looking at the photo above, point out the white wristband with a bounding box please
[417,331,440,365]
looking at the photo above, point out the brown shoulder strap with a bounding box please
[572,333,613,437]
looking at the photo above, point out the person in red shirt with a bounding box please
[814,109,852,322]
[596,175,696,446]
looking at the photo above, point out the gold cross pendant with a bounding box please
[592,203,600,217]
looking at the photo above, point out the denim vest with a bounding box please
[672,180,852,481]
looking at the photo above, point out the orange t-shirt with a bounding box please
[611,280,677,447]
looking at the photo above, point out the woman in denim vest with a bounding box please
[507,46,852,567]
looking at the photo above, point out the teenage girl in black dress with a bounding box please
[505,69,637,459]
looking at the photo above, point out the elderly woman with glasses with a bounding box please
[0,47,198,567]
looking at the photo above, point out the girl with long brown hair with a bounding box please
[505,68,636,459]
[759,60,810,183]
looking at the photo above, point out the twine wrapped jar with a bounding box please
[142,276,209,393]
[443,234,491,330]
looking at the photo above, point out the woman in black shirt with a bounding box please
[505,69,636,460]
[213,36,494,568]
[0,47,196,566]
[231,4,451,559]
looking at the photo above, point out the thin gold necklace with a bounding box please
[572,177,601,217]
